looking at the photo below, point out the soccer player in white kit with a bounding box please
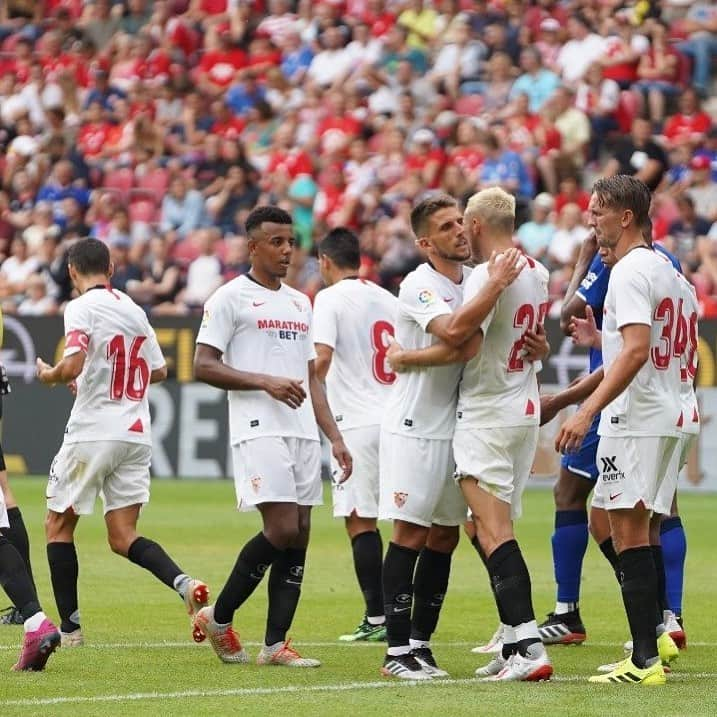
[36,238,209,647]
[192,206,352,667]
[452,188,553,683]
[313,228,398,642]
[556,176,684,686]
[378,194,526,680]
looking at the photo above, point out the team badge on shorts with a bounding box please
[393,492,408,508]
[250,475,262,493]
[417,289,436,305]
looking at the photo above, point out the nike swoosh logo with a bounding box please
[443,297,453,302]
[253,301,266,307]
[393,606,411,613]
[609,493,623,501]
[286,580,303,586]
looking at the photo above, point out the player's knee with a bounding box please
[265,522,300,550]
[426,525,459,553]
[107,532,132,556]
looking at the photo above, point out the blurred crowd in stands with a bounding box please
[0,0,715,318]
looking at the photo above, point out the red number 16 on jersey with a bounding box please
[107,335,150,401]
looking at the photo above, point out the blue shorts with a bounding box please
[560,413,600,481]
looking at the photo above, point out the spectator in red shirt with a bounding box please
[362,0,395,38]
[314,162,357,229]
[209,100,246,141]
[663,88,712,146]
[524,0,569,43]
[266,123,314,180]
[316,91,362,140]
[600,14,648,89]
[404,128,445,189]
[636,19,681,128]
[78,100,113,163]
[196,30,248,96]
[554,175,590,214]
[449,118,485,180]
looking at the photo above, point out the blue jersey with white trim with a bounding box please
[574,245,681,373]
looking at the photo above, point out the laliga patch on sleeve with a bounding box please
[417,289,436,305]
[201,309,210,328]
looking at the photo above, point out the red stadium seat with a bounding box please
[137,168,170,197]
[615,90,640,134]
[102,168,135,203]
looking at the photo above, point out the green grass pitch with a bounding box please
[1,478,716,716]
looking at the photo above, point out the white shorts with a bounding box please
[378,432,465,528]
[453,425,539,520]
[47,441,151,516]
[232,436,322,511]
[331,425,380,519]
[592,435,681,515]
[679,433,697,471]
[0,486,7,529]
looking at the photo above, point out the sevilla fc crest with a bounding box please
[393,492,408,508]
[250,476,261,493]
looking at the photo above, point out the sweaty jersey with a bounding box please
[383,262,471,440]
[196,274,319,444]
[577,244,682,372]
[457,255,549,429]
[62,287,165,445]
[676,271,700,436]
[313,277,398,430]
[598,248,683,438]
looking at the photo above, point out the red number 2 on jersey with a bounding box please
[507,302,549,372]
[107,335,150,401]
[370,320,396,385]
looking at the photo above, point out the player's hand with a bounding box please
[539,393,561,426]
[522,323,550,362]
[487,248,524,290]
[263,376,306,409]
[555,409,593,454]
[35,357,55,386]
[331,437,352,483]
[568,306,600,349]
[386,336,408,373]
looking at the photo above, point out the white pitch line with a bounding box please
[2,673,717,708]
[0,640,716,651]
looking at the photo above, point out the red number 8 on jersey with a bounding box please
[371,320,396,385]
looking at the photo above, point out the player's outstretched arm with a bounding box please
[36,353,85,386]
[194,343,307,409]
[559,232,598,334]
[555,323,649,453]
[428,248,524,348]
[539,367,604,426]
[307,360,352,483]
[386,333,481,372]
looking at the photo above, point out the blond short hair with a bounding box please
[465,187,516,234]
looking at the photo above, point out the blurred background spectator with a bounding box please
[0,0,713,317]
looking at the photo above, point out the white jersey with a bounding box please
[62,287,165,446]
[456,256,549,429]
[313,278,398,430]
[382,262,471,440]
[676,272,700,436]
[196,274,319,444]
[598,248,683,438]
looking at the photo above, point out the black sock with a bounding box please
[5,507,35,591]
[473,537,515,657]
[651,545,668,622]
[351,531,384,619]
[127,537,183,589]
[383,542,419,649]
[265,547,306,646]
[47,541,80,632]
[599,538,620,580]
[214,532,280,625]
[411,547,452,642]
[619,547,659,668]
[0,536,40,620]
[487,540,538,657]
